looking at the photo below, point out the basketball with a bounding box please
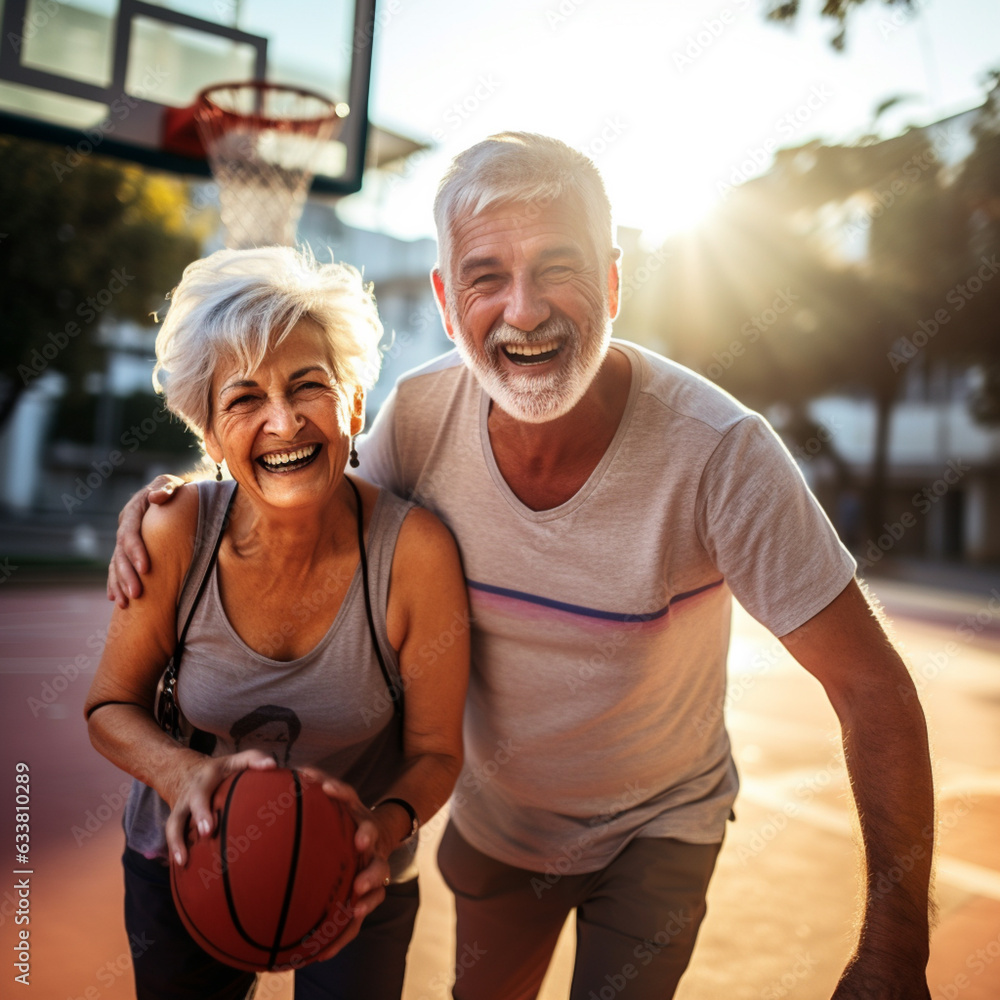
[170,768,360,972]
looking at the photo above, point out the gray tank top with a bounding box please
[123,480,417,876]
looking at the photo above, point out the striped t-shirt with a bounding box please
[359,341,855,873]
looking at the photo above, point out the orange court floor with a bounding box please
[0,575,997,999]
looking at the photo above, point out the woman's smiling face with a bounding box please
[204,318,362,511]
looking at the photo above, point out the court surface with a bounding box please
[0,575,997,999]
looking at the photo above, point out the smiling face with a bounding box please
[203,318,363,510]
[434,197,619,424]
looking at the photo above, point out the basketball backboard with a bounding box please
[0,0,376,194]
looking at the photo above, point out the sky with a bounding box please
[336,0,1000,246]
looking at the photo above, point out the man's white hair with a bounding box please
[153,245,383,440]
[433,132,616,292]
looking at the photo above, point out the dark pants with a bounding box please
[437,822,721,1000]
[123,847,419,1000]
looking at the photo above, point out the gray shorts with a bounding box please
[437,821,721,1000]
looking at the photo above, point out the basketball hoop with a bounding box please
[187,81,346,249]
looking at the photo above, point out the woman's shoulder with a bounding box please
[394,504,461,576]
[349,475,459,568]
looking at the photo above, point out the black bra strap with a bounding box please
[347,477,403,718]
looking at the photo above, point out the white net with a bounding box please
[194,84,344,249]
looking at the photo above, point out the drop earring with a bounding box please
[215,462,223,482]
[349,439,359,469]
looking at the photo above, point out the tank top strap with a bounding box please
[360,483,415,695]
[177,481,238,640]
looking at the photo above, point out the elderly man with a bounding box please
[111,133,933,999]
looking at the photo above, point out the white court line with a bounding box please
[738,777,1000,902]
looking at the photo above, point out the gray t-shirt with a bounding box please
[360,341,856,873]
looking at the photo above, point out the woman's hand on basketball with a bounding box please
[166,750,277,867]
[298,770,392,933]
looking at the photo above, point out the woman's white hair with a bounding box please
[153,245,383,440]
[433,132,616,292]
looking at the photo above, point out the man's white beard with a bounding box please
[452,313,611,424]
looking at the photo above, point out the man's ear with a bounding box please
[607,251,621,321]
[350,385,366,437]
[431,269,456,342]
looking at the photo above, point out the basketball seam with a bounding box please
[268,770,304,968]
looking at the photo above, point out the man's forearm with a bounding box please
[838,667,934,970]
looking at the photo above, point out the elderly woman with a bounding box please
[84,246,469,1000]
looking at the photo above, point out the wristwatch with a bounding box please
[373,797,419,843]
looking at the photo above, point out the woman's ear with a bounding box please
[350,385,366,437]
[203,426,223,465]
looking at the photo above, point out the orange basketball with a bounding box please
[170,768,360,972]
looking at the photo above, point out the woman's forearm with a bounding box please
[86,703,205,807]
[372,750,463,848]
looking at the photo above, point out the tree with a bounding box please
[639,82,1000,545]
[0,136,204,430]
[951,72,1000,425]
[764,0,919,51]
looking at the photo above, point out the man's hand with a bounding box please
[108,474,186,607]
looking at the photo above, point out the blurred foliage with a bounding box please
[764,0,918,51]
[628,74,1000,540]
[0,135,206,429]
[50,392,199,457]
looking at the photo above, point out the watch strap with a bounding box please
[374,797,419,841]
